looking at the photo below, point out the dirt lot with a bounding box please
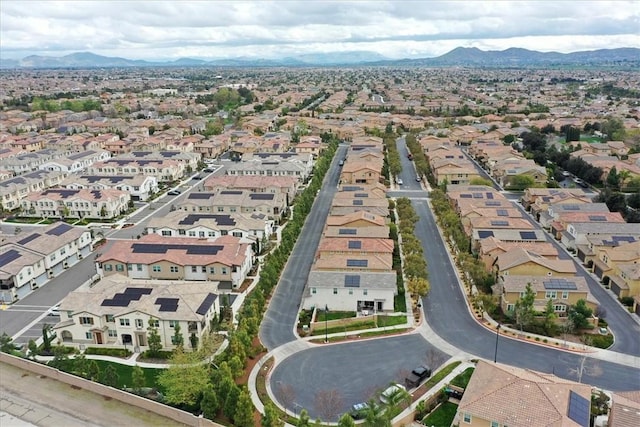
[0,362,185,427]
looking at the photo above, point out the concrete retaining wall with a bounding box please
[0,352,222,427]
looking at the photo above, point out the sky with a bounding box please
[1,0,639,60]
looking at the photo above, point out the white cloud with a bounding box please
[1,1,638,59]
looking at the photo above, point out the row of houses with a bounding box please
[303,137,397,314]
[0,222,92,301]
[445,185,599,319]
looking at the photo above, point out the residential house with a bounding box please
[591,241,640,298]
[96,234,254,289]
[0,170,68,211]
[494,247,576,278]
[203,175,298,202]
[52,274,220,351]
[21,188,130,220]
[0,149,71,176]
[86,158,185,182]
[549,211,626,240]
[0,222,92,301]
[608,391,640,427]
[562,222,640,251]
[478,237,558,272]
[521,188,590,211]
[60,174,159,201]
[340,161,383,185]
[38,150,111,174]
[455,360,592,427]
[539,203,611,229]
[178,189,287,221]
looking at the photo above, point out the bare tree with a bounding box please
[313,389,344,421]
[568,356,603,383]
[275,382,296,411]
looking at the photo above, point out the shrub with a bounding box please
[84,347,132,358]
[619,296,634,307]
[588,334,614,349]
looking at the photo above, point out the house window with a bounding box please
[127,264,132,271]
[491,422,500,427]
[161,230,172,236]
[104,264,113,271]
[152,265,161,272]
[116,264,124,272]
[191,266,198,273]
[507,304,515,312]
[105,314,115,323]
[222,267,228,275]
[209,267,216,274]
[120,318,130,326]
[149,319,159,327]
[179,230,186,235]
[188,231,196,236]
[333,288,338,295]
[562,291,569,299]
[85,332,93,340]
[349,289,353,295]
[363,289,368,296]
[463,413,472,423]
[208,231,215,237]
[170,266,179,273]
[311,287,316,294]
[202,266,206,273]
[554,305,566,312]
[135,319,143,328]
[137,264,143,271]
[79,316,94,325]
[108,329,117,337]
[169,320,178,328]
[545,291,557,299]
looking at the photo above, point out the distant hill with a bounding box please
[1,47,638,69]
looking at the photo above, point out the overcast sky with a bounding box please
[1,1,639,60]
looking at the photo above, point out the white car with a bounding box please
[380,383,406,404]
[397,178,403,185]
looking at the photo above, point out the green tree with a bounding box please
[337,413,356,427]
[158,347,210,406]
[297,409,312,427]
[602,117,625,141]
[606,166,620,189]
[42,324,53,354]
[172,323,184,348]
[86,360,101,381]
[0,333,18,354]
[543,299,559,336]
[223,383,240,420]
[568,299,593,330]
[131,365,145,392]
[233,388,255,427]
[513,283,536,331]
[262,402,284,427]
[27,339,38,359]
[364,399,390,427]
[507,175,536,191]
[102,364,119,387]
[407,276,430,301]
[146,320,162,357]
[200,385,220,420]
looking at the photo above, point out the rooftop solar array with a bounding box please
[520,231,538,240]
[101,287,152,307]
[0,250,21,266]
[42,189,78,198]
[17,233,40,245]
[497,209,509,217]
[131,243,224,255]
[178,214,236,226]
[354,193,368,198]
[83,175,129,184]
[603,235,637,246]
[188,193,214,200]
[46,223,74,236]
[68,152,89,160]
[563,205,580,211]
[473,193,483,199]
[486,201,502,206]
[490,220,509,227]
[486,192,494,199]
[589,215,607,222]
[342,186,363,192]
[543,278,578,290]
[344,275,361,287]
[196,293,217,315]
[220,190,243,195]
[338,228,357,235]
[352,200,363,206]
[249,193,275,200]
[460,194,472,199]
[348,240,362,249]
[155,297,179,312]
[568,390,590,427]
[477,230,494,238]
[346,259,368,267]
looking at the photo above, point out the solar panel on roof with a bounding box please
[486,201,501,206]
[490,220,509,227]
[338,228,357,235]
[589,215,607,222]
[46,223,74,236]
[250,193,275,200]
[477,230,494,238]
[486,193,494,199]
[0,250,21,266]
[563,205,580,211]
[188,193,214,200]
[497,209,508,217]
[348,240,362,249]
[568,391,590,427]
[520,231,538,240]
[342,186,361,192]
[460,194,472,199]
[472,193,483,198]
[17,233,40,245]
[178,214,236,226]
[354,193,368,198]
[346,259,368,267]
[220,190,243,195]
[196,293,217,315]
[353,200,364,206]
[344,275,361,287]
[543,279,578,290]
[187,245,224,255]
[155,297,179,312]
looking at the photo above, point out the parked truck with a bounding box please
[405,365,432,388]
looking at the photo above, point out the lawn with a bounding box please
[422,401,458,426]
[316,311,356,321]
[450,367,474,388]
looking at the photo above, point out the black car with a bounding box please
[203,168,214,173]
[405,365,432,388]
[191,175,202,180]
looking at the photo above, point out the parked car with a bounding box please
[203,168,214,173]
[380,383,406,404]
[191,175,202,180]
[349,402,369,419]
[415,176,421,182]
[574,178,589,188]
[167,190,181,196]
[339,160,344,166]
[397,178,403,185]
[48,304,60,317]
[405,365,432,388]
[562,171,571,177]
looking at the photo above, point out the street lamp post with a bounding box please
[494,323,501,363]
[324,304,329,343]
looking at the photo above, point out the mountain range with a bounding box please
[1,47,638,69]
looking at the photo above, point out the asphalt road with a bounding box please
[259,144,348,350]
